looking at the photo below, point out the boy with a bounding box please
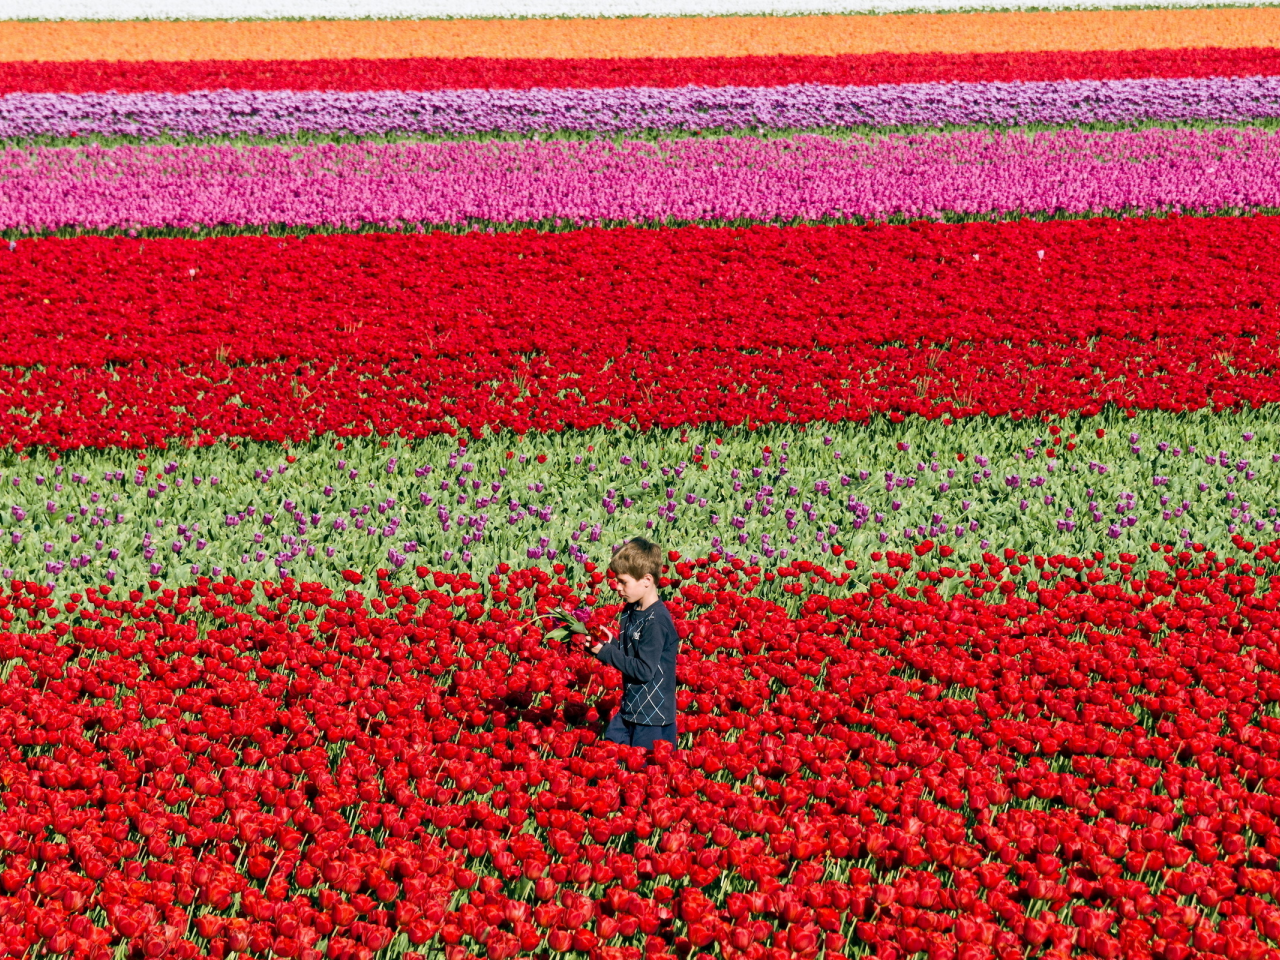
[589,538,679,752]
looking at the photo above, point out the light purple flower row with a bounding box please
[4,75,1280,139]
[5,126,1280,229]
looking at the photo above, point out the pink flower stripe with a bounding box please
[6,47,1280,95]
[5,127,1280,230]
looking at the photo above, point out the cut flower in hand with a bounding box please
[541,606,613,649]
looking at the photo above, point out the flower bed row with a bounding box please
[6,48,1280,95]
[4,0,1264,21]
[4,8,1276,64]
[1,217,1278,447]
[8,127,1280,231]
[5,415,1280,595]
[9,76,1280,141]
[2,544,1280,959]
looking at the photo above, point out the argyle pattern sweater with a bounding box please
[594,599,679,726]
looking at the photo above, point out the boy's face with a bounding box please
[613,572,652,604]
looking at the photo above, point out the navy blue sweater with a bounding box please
[594,599,679,726]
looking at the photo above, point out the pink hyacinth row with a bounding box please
[4,126,1280,229]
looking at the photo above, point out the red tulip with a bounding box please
[546,929,572,953]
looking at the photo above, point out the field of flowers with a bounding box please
[5,3,1280,960]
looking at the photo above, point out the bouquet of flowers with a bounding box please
[541,606,614,648]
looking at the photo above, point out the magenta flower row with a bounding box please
[4,126,1279,229]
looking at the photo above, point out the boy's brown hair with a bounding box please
[609,538,663,583]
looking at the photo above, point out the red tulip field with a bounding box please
[1,218,1279,450]
[5,542,1280,960]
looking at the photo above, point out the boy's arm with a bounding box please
[592,617,662,683]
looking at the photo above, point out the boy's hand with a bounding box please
[588,627,613,656]
[587,624,615,651]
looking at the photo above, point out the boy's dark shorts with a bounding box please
[604,712,677,751]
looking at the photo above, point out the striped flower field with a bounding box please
[4,4,1280,960]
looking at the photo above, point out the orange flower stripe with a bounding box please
[4,7,1280,62]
